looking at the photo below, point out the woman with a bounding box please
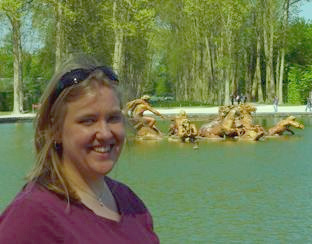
[0,56,159,243]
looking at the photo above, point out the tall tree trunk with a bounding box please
[183,69,188,101]
[268,21,275,99]
[224,71,230,105]
[245,49,253,102]
[263,0,275,102]
[278,0,290,104]
[263,17,269,101]
[251,34,261,101]
[195,47,204,101]
[11,16,23,114]
[208,34,217,104]
[231,63,236,95]
[275,49,280,91]
[279,49,285,104]
[205,36,213,88]
[252,33,263,102]
[55,1,64,71]
[112,0,123,76]
[224,22,232,105]
[217,37,225,105]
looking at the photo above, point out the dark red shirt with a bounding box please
[0,177,159,244]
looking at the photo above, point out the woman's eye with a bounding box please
[109,114,123,123]
[80,118,95,125]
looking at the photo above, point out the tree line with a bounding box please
[0,0,312,113]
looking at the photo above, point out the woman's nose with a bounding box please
[95,121,113,139]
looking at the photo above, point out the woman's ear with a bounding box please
[50,122,62,144]
[54,129,62,144]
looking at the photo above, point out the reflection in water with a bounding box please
[0,123,34,212]
[13,123,34,152]
[1,117,312,243]
[256,115,310,129]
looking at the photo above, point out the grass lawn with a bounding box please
[0,112,12,115]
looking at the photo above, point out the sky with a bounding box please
[299,1,312,20]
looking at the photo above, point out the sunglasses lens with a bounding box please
[61,69,89,87]
[54,66,119,101]
[55,69,89,97]
[97,66,119,83]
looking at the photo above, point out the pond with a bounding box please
[1,116,312,243]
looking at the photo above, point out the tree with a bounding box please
[1,0,311,109]
[0,0,30,113]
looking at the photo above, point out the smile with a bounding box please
[93,145,112,153]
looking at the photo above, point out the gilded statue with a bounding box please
[199,104,304,141]
[267,116,304,136]
[126,95,165,139]
[169,110,198,142]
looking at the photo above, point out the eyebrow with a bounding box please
[75,109,123,118]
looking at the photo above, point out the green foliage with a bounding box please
[0,92,13,111]
[155,78,170,96]
[151,60,172,96]
[0,38,14,111]
[0,43,13,77]
[1,0,312,110]
[23,53,52,110]
[287,65,312,104]
[0,0,23,15]
[287,18,312,65]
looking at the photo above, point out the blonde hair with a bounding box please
[27,55,121,202]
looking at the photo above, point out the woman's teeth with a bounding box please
[93,146,111,153]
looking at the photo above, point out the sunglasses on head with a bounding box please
[53,66,119,100]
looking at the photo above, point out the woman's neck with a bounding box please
[61,163,120,221]
[61,161,105,197]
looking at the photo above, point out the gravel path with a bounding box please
[0,104,310,123]
[147,104,308,116]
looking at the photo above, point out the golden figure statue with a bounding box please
[126,95,165,138]
[169,110,198,142]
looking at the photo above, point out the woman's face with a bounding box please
[61,84,125,180]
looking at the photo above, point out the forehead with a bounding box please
[66,85,120,113]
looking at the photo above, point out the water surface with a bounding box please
[1,117,311,243]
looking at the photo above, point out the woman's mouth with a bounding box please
[93,145,112,153]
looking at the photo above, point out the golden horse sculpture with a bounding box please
[199,104,304,141]
[168,110,198,142]
[198,105,243,139]
[236,104,266,140]
[267,115,304,136]
[125,95,165,140]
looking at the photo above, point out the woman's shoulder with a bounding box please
[7,182,57,206]
[104,177,156,236]
[0,183,65,243]
[1,182,64,220]
[3,183,47,209]
[105,177,148,213]
[104,176,138,197]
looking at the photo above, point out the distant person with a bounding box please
[273,95,279,112]
[236,95,241,105]
[0,56,159,243]
[240,94,247,104]
[305,97,312,112]
[230,94,234,105]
